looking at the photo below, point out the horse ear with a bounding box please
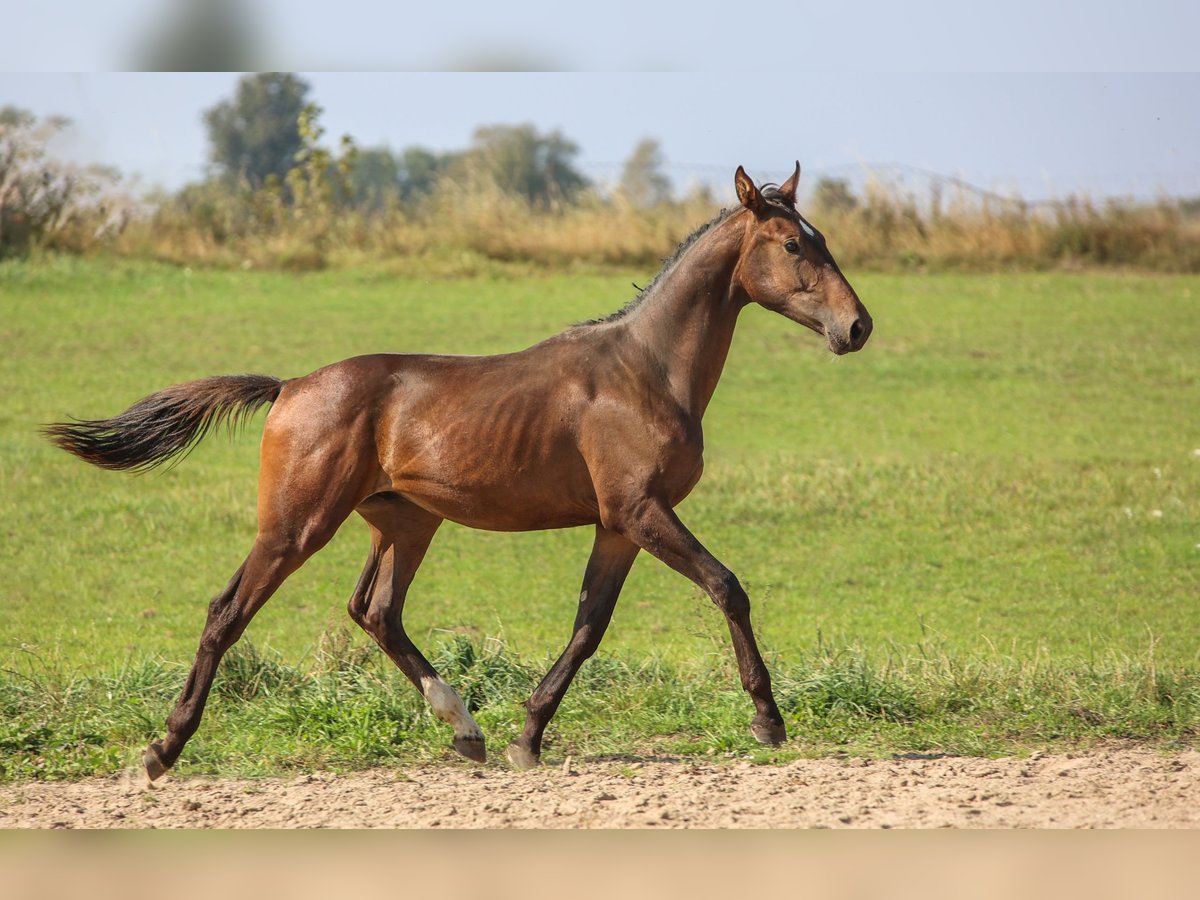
[779,161,801,204]
[735,165,766,217]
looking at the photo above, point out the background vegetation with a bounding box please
[0,74,1196,780]
[3,73,1200,273]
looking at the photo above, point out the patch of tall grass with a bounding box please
[812,183,1200,273]
[87,175,1200,274]
[106,178,719,273]
[1,634,1194,781]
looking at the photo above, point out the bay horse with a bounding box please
[45,163,872,779]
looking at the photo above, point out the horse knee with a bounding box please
[359,608,386,638]
[199,585,244,652]
[711,569,750,618]
[569,623,605,661]
[346,573,377,625]
[359,595,403,644]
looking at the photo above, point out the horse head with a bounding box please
[732,163,872,355]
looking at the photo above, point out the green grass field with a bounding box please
[1,257,1197,778]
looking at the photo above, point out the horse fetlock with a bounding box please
[421,675,482,738]
[505,741,541,771]
[143,740,172,781]
[452,734,487,763]
[740,668,773,698]
[750,718,787,746]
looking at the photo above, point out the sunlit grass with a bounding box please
[1,259,1197,778]
[2,634,1194,781]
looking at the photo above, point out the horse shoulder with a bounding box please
[577,369,705,518]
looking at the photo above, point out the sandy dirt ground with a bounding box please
[1,748,1196,828]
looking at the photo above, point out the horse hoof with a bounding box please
[143,742,171,782]
[505,742,540,771]
[452,735,487,763]
[751,720,787,746]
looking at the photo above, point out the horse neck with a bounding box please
[622,212,749,418]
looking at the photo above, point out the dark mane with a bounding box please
[575,186,798,328]
[573,206,737,327]
[759,184,793,208]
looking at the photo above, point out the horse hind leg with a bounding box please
[144,523,342,780]
[348,494,485,762]
[144,448,367,779]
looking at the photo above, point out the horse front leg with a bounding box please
[610,496,786,746]
[506,525,640,770]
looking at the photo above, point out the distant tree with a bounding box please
[349,146,457,212]
[619,138,672,207]
[349,148,401,212]
[463,123,588,207]
[0,106,120,258]
[0,106,35,129]
[285,103,357,215]
[811,176,859,213]
[203,73,310,188]
[398,147,455,202]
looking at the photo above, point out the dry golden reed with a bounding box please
[50,172,1200,274]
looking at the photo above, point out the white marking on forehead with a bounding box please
[798,216,816,238]
[579,590,588,605]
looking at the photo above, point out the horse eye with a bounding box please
[784,239,800,254]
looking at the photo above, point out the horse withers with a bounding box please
[45,163,872,779]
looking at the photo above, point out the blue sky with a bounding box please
[7,0,1200,73]
[2,2,1198,202]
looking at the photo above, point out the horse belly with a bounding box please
[394,468,600,532]
[382,411,599,531]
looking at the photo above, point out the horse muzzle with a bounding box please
[827,314,872,355]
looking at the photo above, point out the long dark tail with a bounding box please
[42,374,285,473]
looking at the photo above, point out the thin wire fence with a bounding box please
[579,159,1199,211]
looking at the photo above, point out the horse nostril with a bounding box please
[849,318,864,345]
